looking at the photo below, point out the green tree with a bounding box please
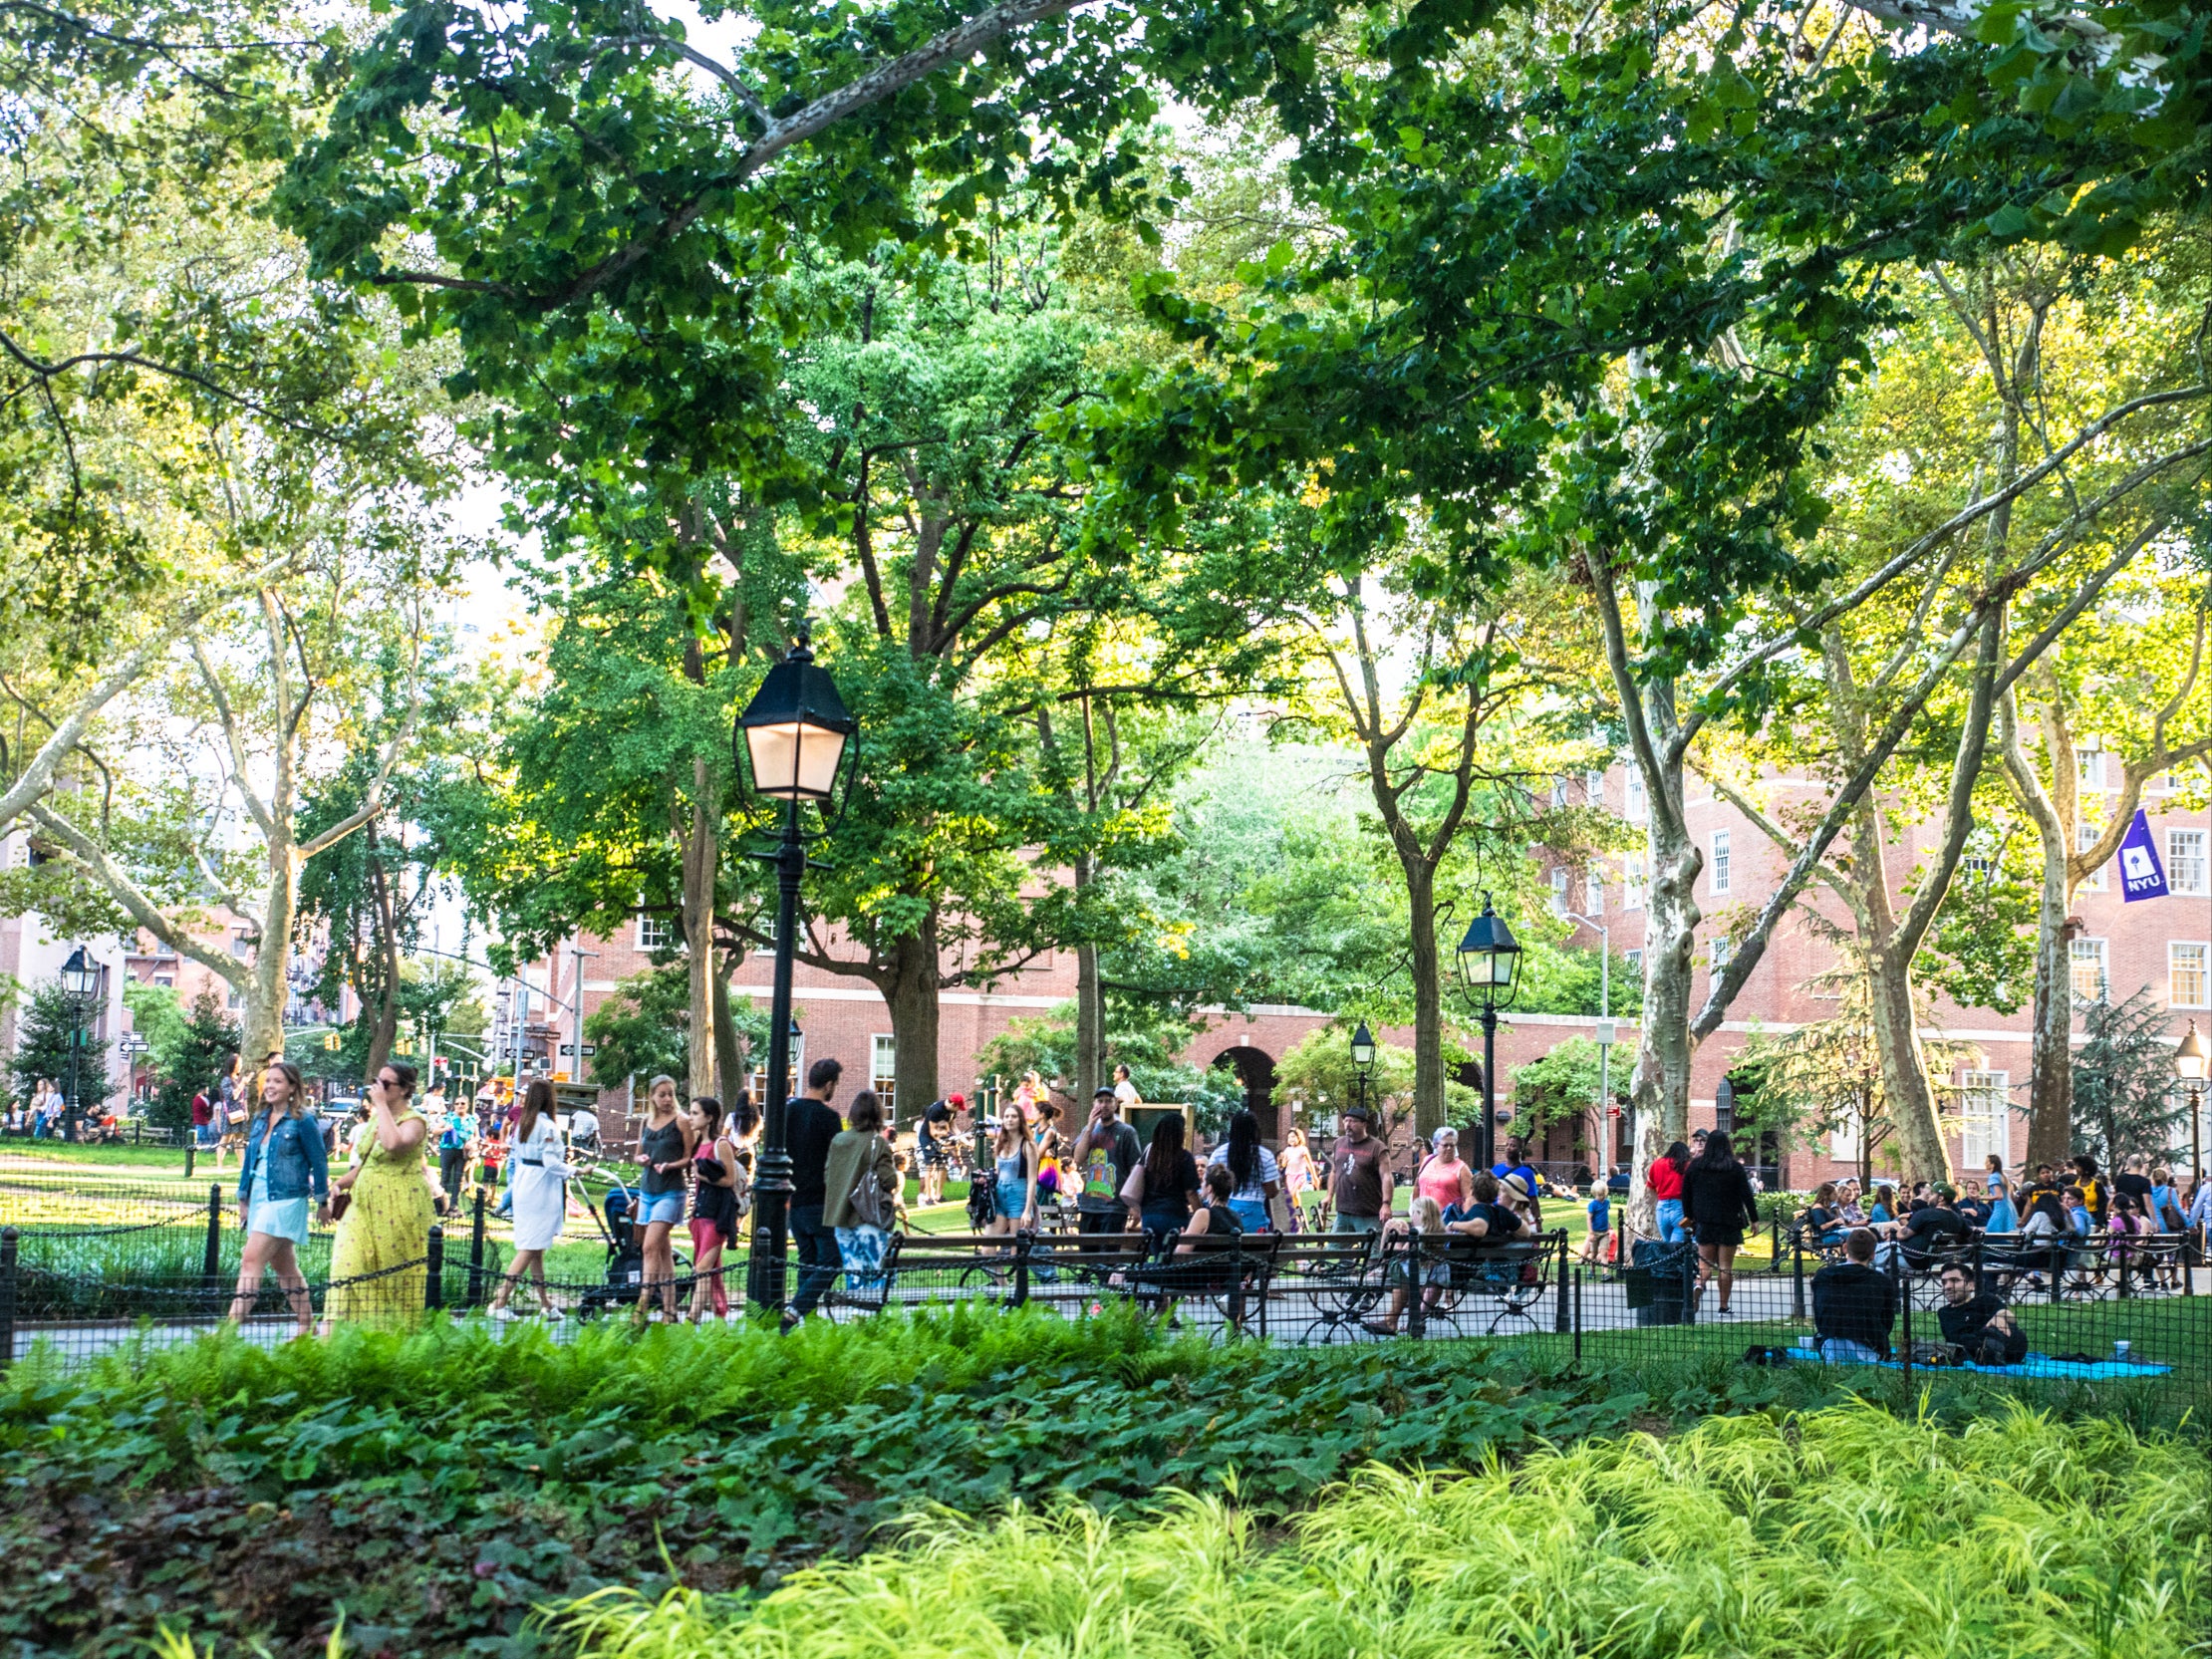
[1507,1039,1605,1155]
[583,968,695,1095]
[2072,988,2195,1169]
[129,987,242,1132]
[10,979,111,1119]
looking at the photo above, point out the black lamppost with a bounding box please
[58,946,100,1144]
[1348,1021,1376,1124]
[1455,895,1522,1172]
[735,630,856,1315]
[2178,1019,2207,1187]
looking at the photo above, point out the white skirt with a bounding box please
[509,1162,566,1251]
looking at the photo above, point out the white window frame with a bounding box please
[2171,829,2208,897]
[1549,867,1570,915]
[1625,768,1648,822]
[1710,829,1732,895]
[1586,871,1604,913]
[2172,942,2210,1009]
[2075,745,2107,792]
[636,914,677,952]
[1625,947,1644,974]
[1830,1116,1861,1162]
[2070,938,2109,1004]
[1710,935,1731,974]
[2077,820,2107,891]
[1958,1070,2009,1169]
[750,1031,807,1109]
[1623,854,1647,911]
[871,1033,898,1118]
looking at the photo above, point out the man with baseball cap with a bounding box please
[1328,1104,1393,1236]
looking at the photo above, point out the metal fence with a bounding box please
[2,1184,2206,1412]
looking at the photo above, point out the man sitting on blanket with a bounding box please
[1809,1228,1896,1363]
[1935,1262,2029,1365]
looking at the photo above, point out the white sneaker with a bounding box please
[488,1306,515,1323]
[723,1311,743,1325]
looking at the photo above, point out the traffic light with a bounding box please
[324,1032,341,1051]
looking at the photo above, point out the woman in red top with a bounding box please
[1647,1141,1690,1244]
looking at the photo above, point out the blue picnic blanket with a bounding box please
[1783,1348,2171,1380]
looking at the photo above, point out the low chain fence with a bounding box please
[3,1178,2206,1415]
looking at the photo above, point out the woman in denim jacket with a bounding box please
[226,1061,330,1337]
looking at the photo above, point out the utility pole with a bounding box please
[567,941,597,1086]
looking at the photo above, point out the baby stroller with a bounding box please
[576,1178,691,1318]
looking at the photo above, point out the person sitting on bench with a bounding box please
[1809,1229,1895,1363]
[1934,1262,2028,1365]
[1442,1171,1526,1242]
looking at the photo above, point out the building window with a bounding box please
[1586,768,1605,802]
[1830,1117,1861,1162]
[1625,768,1648,822]
[1586,872,1604,913]
[226,987,243,1011]
[1623,855,1646,911]
[2172,830,2208,896]
[872,1034,898,1119]
[1551,777,1569,808]
[1550,868,1569,915]
[1711,829,1732,895]
[1958,1069,2009,1168]
[1625,948,1644,974]
[637,914,676,951]
[2075,745,2107,792]
[1710,935,1731,974]
[152,974,174,989]
[229,933,253,959]
[2077,821,2106,891]
[2172,943,2209,1008]
[749,1031,807,1109]
[2070,938,2109,1004]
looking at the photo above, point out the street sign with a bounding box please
[119,1033,148,1054]
[1594,1019,1616,1046]
[557,1043,597,1057]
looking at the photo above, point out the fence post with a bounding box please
[201,1183,222,1279]
[1896,1251,1911,1383]
[1553,1228,1570,1333]
[1771,1213,1782,1274]
[425,1226,445,1312]
[1792,1227,1805,1320]
[1571,1264,1582,1365]
[0,1228,17,1377]
[1012,1230,1030,1309]
[1683,1245,1698,1325]
[2050,1241,2065,1307]
[468,1190,488,1308]
[183,1140,195,1182]
[2118,1231,2132,1300]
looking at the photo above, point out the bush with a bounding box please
[557,1402,2212,1659]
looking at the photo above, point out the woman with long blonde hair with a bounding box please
[226,1061,327,1337]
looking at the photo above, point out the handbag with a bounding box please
[329,1190,352,1223]
[850,1156,895,1232]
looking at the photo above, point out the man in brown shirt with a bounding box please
[1328,1104,1393,1236]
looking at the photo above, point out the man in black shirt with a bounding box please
[1889,1187,1970,1268]
[2113,1154,2155,1218]
[1935,1263,2027,1365]
[1810,1229,1896,1362]
[783,1056,846,1331]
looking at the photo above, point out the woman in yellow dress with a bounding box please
[325,1061,435,1330]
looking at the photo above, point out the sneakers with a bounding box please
[779,1309,804,1336]
[488,1305,515,1323]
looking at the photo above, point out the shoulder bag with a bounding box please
[850,1151,895,1232]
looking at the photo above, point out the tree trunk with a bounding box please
[710,946,745,1111]
[241,837,299,1097]
[1073,852,1103,1105]
[681,759,721,1103]
[1404,861,1447,1143]
[1866,945,1952,1184]
[885,914,942,1124]
[1627,803,1700,1237]
[363,818,404,1076]
[2024,836,2075,1167]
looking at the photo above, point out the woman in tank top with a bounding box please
[1414,1127,1476,1214]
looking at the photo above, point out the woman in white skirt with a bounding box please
[488,1079,575,1320]
[226,1061,329,1338]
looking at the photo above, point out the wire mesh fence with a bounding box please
[3,1171,2207,1414]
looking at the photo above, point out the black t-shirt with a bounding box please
[2114,1172,2153,1207]
[1138,1149,1201,1214]
[1446,1201,1524,1240]
[1937,1292,2027,1360]
[1902,1207,1968,1258]
[787,1096,845,1208]
[1804,1205,1839,1236]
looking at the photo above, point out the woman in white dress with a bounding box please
[488,1080,574,1320]
[226,1062,329,1337]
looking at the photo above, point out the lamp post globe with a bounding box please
[1349,1021,1376,1120]
[1455,896,1521,1172]
[734,631,856,1318]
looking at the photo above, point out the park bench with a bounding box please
[1120,1228,1282,1337]
[1400,1229,1566,1337]
[1270,1231,1391,1343]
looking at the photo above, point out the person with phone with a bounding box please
[325,1062,433,1330]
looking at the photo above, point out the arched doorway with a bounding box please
[1211,1045,1279,1141]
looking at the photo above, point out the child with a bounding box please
[1579,1184,1611,1264]
[2063,1186,2091,1237]
[1362,1197,1452,1336]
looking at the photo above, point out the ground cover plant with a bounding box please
[554,1403,2212,1659]
[0,1308,1654,1658]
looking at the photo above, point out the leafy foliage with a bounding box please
[7,978,110,1113]
[2073,987,2194,1166]
[122,986,239,1131]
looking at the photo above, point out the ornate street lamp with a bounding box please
[735,630,856,1316]
[58,946,100,1143]
[1348,1020,1376,1125]
[1455,895,1522,1171]
[2178,1020,2207,1196]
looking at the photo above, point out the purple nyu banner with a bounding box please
[2118,807,2169,902]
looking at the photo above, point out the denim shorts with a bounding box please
[632,1188,686,1226]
